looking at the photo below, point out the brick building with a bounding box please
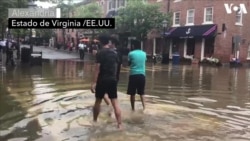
[56,0,100,48]
[166,0,250,63]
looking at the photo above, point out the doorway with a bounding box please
[186,38,195,55]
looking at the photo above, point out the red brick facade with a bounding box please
[169,0,250,63]
[55,0,250,63]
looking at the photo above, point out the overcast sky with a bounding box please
[35,0,85,8]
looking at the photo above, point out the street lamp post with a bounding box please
[28,0,37,52]
[161,20,169,64]
[162,20,168,53]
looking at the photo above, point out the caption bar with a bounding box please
[8,18,115,29]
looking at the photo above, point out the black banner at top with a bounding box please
[8,18,115,29]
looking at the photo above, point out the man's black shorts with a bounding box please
[95,79,117,99]
[127,74,145,95]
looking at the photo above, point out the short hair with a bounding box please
[110,34,119,46]
[131,40,140,49]
[98,34,110,45]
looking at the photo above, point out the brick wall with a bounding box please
[169,0,250,63]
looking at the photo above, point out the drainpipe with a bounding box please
[167,0,170,13]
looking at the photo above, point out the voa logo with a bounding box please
[224,3,247,14]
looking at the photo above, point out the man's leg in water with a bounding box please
[130,95,135,111]
[138,74,146,110]
[104,94,110,105]
[93,98,102,121]
[110,98,122,129]
[127,75,136,111]
[107,80,122,129]
[140,95,145,110]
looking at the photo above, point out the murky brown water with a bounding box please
[1,60,250,141]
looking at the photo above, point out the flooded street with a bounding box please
[1,60,250,141]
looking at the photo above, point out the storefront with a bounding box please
[165,24,217,61]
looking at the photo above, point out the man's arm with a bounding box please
[91,52,101,93]
[128,53,131,66]
[93,63,100,84]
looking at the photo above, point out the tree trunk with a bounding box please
[17,29,20,59]
[1,22,4,40]
[62,29,65,44]
[92,29,95,41]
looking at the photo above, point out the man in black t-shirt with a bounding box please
[110,34,123,81]
[91,34,122,129]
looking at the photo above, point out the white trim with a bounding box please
[247,44,250,59]
[173,0,182,2]
[172,24,181,27]
[141,41,143,50]
[202,22,214,25]
[185,23,194,26]
[115,0,118,10]
[235,11,243,25]
[204,7,213,23]
[169,39,173,59]
[186,9,195,25]
[201,38,205,61]
[153,38,156,55]
[183,39,187,57]
[235,23,243,26]
[173,11,180,26]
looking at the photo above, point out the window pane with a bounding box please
[189,10,194,16]
[112,0,116,9]
[206,8,212,15]
[109,1,112,10]
[206,15,212,22]
[174,12,180,24]
[236,13,241,23]
[188,17,193,23]
[119,0,125,7]
[205,7,213,22]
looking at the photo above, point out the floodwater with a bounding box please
[1,60,250,141]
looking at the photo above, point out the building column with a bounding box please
[115,0,118,9]
[199,66,203,90]
[183,39,187,57]
[153,38,156,55]
[169,39,173,59]
[201,38,205,61]
[141,41,143,50]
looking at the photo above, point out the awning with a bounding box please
[165,24,217,39]
[106,10,118,18]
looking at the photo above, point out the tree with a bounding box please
[115,0,171,41]
[57,0,74,44]
[0,0,28,40]
[74,2,103,39]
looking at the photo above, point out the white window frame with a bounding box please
[235,12,243,26]
[203,7,213,24]
[107,0,113,11]
[186,9,195,25]
[173,12,181,27]
[118,0,126,8]
[247,44,250,59]
[174,0,182,2]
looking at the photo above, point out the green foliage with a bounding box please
[115,0,171,40]
[57,0,74,18]
[0,0,28,39]
[75,3,103,18]
[11,29,29,38]
[74,2,104,37]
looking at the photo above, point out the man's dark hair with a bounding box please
[131,40,140,50]
[98,34,110,45]
[110,34,119,46]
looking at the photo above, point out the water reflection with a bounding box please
[1,61,250,140]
